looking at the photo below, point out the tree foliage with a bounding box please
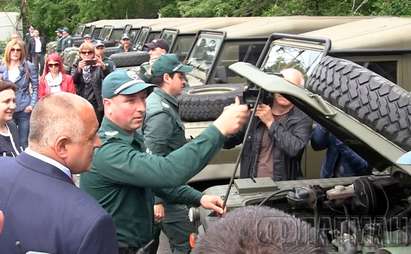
[160,0,411,17]
[1,0,410,40]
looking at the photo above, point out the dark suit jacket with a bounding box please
[0,152,119,254]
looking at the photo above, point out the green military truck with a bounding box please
[190,17,411,254]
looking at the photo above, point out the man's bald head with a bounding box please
[280,68,305,87]
[29,93,96,148]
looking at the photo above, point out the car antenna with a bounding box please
[222,87,263,210]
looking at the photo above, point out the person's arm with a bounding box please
[76,214,118,254]
[94,124,224,188]
[310,124,330,151]
[28,62,39,108]
[268,110,313,157]
[153,185,202,206]
[154,186,225,214]
[335,138,369,172]
[144,112,176,156]
[38,77,46,99]
[64,74,76,94]
[223,127,245,149]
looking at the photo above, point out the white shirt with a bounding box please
[25,148,72,179]
[8,67,20,83]
[34,37,42,53]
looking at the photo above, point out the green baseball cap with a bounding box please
[152,54,193,77]
[102,70,156,99]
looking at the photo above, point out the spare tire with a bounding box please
[178,84,244,122]
[306,56,411,151]
[110,51,149,68]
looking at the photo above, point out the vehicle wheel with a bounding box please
[110,51,149,68]
[306,56,411,150]
[178,84,244,122]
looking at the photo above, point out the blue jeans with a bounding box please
[13,111,31,149]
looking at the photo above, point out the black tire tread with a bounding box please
[178,84,244,122]
[306,56,411,150]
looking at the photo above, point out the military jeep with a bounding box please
[189,25,411,253]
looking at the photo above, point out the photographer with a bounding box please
[71,42,105,123]
[224,68,312,181]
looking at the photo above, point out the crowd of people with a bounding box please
[0,25,371,254]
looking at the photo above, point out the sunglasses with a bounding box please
[10,48,22,52]
[48,63,59,68]
[80,51,94,55]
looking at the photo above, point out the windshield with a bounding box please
[262,43,324,77]
[173,35,195,61]
[160,30,178,52]
[186,33,224,86]
[83,26,92,36]
[135,28,150,51]
[74,25,85,37]
[110,29,124,41]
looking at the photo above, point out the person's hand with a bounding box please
[213,97,249,136]
[78,60,87,70]
[95,57,106,69]
[0,210,4,234]
[200,195,225,215]
[154,204,165,222]
[255,104,274,128]
[24,105,32,113]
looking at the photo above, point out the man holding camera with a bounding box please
[224,68,312,181]
[71,42,105,123]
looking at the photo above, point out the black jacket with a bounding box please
[0,121,22,157]
[71,61,104,112]
[224,106,312,181]
[27,36,46,56]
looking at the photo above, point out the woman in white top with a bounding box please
[0,80,21,157]
[38,53,75,99]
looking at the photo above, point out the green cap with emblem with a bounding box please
[102,69,156,98]
[152,54,193,77]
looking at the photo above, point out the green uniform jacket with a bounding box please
[80,117,224,248]
[143,88,202,222]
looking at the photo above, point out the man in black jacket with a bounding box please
[224,68,312,181]
[27,29,46,75]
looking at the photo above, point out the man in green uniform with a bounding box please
[80,70,249,254]
[142,54,197,253]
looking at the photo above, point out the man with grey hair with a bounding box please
[193,206,326,254]
[0,93,118,253]
[224,68,312,181]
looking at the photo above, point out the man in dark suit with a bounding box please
[27,29,46,74]
[0,93,118,254]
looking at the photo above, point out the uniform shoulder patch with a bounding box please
[161,102,170,109]
[104,131,119,137]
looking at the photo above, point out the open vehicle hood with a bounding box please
[229,62,411,176]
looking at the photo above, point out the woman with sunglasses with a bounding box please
[0,80,22,157]
[71,42,105,122]
[38,53,75,99]
[0,39,38,149]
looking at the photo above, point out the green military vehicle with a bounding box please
[189,17,411,254]
[181,16,366,187]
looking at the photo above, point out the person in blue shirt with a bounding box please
[311,124,370,178]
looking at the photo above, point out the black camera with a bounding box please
[242,86,273,109]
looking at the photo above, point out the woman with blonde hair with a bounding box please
[0,39,38,148]
[39,53,75,99]
[71,42,105,122]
